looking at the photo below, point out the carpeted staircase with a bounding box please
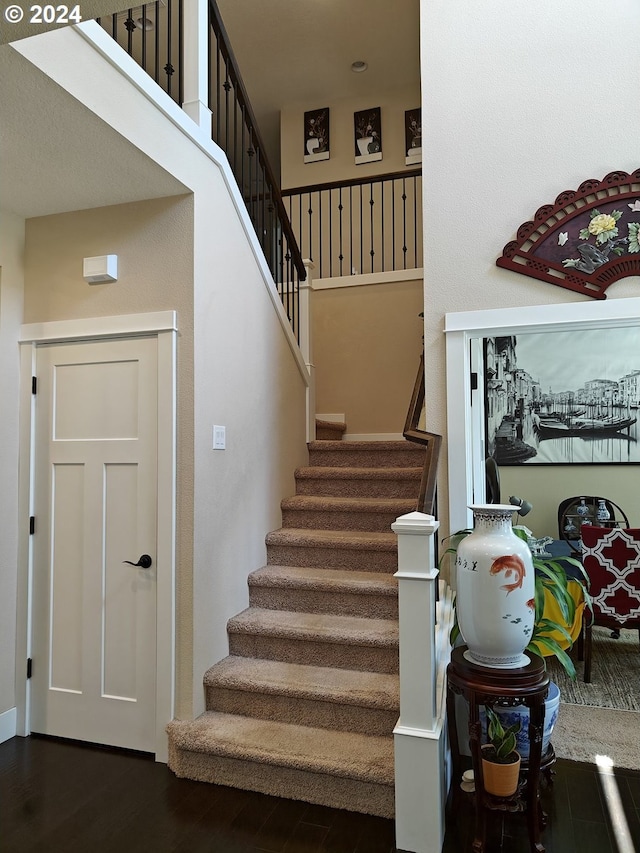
[167,429,425,818]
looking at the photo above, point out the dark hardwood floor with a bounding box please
[1,735,639,852]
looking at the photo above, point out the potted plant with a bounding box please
[481,706,522,797]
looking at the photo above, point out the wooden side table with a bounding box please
[446,646,550,853]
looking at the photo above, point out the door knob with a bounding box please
[123,554,153,569]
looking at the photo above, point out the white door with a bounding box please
[30,336,159,753]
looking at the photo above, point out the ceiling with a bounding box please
[0,45,186,218]
[214,0,421,170]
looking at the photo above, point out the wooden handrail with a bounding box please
[282,168,422,197]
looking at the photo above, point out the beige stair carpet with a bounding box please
[168,426,425,818]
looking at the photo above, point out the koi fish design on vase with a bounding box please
[455,505,535,668]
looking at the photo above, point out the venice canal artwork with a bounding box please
[485,327,640,465]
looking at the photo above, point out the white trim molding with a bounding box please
[16,312,177,762]
[0,707,17,744]
[314,268,423,291]
[444,296,640,535]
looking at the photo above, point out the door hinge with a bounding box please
[29,516,35,535]
[470,372,478,391]
[32,376,37,394]
[27,658,33,679]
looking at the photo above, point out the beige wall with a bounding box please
[0,209,24,716]
[499,465,639,543]
[420,0,640,541]
[12,23,311,730]
[24,194,196,715]
[313,278,424,435]
[280,83,422,190]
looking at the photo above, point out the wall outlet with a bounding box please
[213,425,226,449]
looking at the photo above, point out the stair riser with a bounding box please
[316,427,345,440]
[309,447,424,468]
[205,686,398,737]
[296,477,421,499]
[266,543,397,573]
[249,585,398,619]
[228,632,398,674]
[281,507,403,533]
[168,745,394,819]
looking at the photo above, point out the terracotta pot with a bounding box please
[481,745,521,797]
[456,504,535,668]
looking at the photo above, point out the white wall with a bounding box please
[14,23,309,722]
[0,210,24,723]
[420,0,640,539]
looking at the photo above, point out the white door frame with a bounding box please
[444,296,640,538]
[16,311,177,762]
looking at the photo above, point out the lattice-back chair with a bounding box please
[580,526,640,683]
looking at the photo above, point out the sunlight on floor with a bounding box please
[595,754,635,853]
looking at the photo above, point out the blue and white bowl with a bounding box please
[480,681,560,760]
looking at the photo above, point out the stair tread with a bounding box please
[266,527,397,550]
[308,440,424,452]
[167,711,395,784]
[281,495,416,512]
[296,466,422,480]
[228,607,398,646]
[249,564,397,595]
[205,655,398,709]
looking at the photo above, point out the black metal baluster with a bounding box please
[380,180,385,272]
[413,175,418,268]
[369,181,375,273]
[349,186,354,275]
[359,185,363,275]
[154,0,159,83]
[392,179,396,270]
[402,177,408,269]
[328,189,333,278]
[308,192,313,265]
[178,0,184,107]
[124,9,135,56]
[165,0,173,99]
[338,187,344,277]
[318,190,323,278]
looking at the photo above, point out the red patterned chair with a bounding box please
[580,526,640,683]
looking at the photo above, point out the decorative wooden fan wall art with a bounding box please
[496,169,640,299]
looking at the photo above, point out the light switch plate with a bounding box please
[213,425,226,449]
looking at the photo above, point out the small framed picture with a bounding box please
[354,107,382,164]
[405,108,422,165]
[304,108,330,163]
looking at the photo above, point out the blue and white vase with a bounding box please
[480,682,561,760]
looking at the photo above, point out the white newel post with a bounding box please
[182,0,214,131]
[392,511,449,853]
[300,259,316,443]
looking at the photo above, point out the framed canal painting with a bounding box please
[484,327,640,465]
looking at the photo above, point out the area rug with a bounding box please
[545,627,640,770]
[552,705,640,770]
[546,627,639,712]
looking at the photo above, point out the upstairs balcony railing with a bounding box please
[282,169,423,280]
[97,0,305,341]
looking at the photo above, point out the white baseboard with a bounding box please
[0,707,17,744]
[344,432,404,441]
